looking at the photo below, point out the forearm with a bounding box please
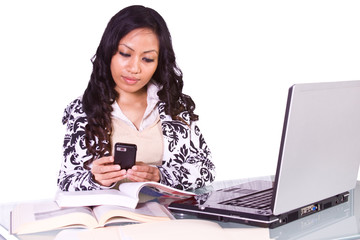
[158,155,216,191]
[159,119,216,190]
[57,169,101,191]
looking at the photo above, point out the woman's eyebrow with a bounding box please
[144,49,159,55]
[119,44,134,51]
[119,43,158,54]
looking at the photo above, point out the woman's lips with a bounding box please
[122,76,139,85]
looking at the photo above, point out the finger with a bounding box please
[129,164,159,175]
[92,157,120,174]
[92,164,120,174]
[126,172,148,182]
[96,169,127,181]
[127,167,160,182]
[131,164,150,172]
[93,156,115,166]
[94,170,127,186]
[97,175,127,187]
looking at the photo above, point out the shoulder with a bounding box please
[157,102,191,126]
[62,96,86,126]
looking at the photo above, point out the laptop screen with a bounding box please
[272,80,360,215]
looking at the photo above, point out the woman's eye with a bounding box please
[119,52,130,57]
[143,57,154,63]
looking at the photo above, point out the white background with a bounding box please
[0,0,359,203]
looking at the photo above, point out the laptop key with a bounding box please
[219,189,273,210]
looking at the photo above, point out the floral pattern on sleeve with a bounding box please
[57,97,104,191]
[157,103,216,190]
[57,100,215,191]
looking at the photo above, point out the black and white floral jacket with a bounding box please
[57,97,216,191]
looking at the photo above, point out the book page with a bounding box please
[93,201,172,226]
[76,219,270,240]
[11,201,98,235]
[118,219,225,240]
[76,226,121,240]
[55,189,138,209]
[76,220,224,240]
[117,219,270,240]
[12,201,61,233]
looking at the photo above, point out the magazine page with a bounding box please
[92,201,173,226]
[118,182,196,200]
[55,189,138,209]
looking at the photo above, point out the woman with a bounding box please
[57,5,215,191]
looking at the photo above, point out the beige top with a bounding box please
[110,116,163,166]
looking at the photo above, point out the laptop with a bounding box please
[168,80,360,228]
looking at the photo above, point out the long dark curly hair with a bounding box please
[82,5,198,159]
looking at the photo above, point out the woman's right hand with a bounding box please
[91,156,127,187]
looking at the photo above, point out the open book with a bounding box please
[11,200,173,235]
[60,219,270,240]
[55,181,196,209]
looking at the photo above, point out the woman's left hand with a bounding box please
[126,162,161,182]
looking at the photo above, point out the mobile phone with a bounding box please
[114,142,137,170]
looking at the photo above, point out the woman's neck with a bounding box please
[116,86,148,130]
[116,86,147,105]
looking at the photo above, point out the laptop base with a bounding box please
[169,185,349,228]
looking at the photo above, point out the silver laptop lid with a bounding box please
[272,80,360,215]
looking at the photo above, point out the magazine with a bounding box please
[55,181,196,209]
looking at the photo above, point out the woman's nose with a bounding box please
[128,56,141,74]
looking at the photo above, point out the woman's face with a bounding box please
[111,28,159,95]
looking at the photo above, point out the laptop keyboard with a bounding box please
[219,188,273,210]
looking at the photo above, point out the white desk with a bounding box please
[1,178,360,240]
